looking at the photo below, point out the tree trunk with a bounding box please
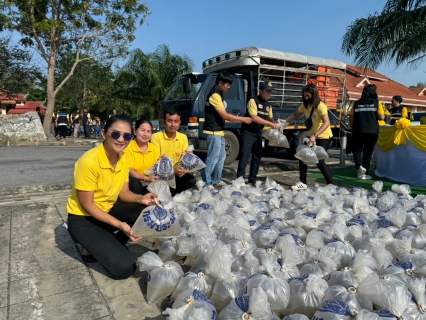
[42,48,58,134]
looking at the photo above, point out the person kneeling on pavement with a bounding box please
[237,80,278,185]
[67,114,157,280]
[151,108,197,196]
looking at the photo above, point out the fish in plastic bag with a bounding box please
[163,289,217,320]
[312,144,329,161]
[170,269,215,301]
[146,156,176,188]
[282,315,310,320]
[312,300,353,320]
[268,132,290,148]
[209,271,248,312]
[131,181,181,238]
[218,287,279,320]
[137,252,183,304]
[178,145,206,173]
[294,145,318,165]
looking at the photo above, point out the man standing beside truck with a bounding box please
[202,71,252,189]
[236,81,278,184]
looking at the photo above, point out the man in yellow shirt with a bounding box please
[237,81,278,184]
[151,109,196,195]
[201,71,252,189]
[388,95,408,125]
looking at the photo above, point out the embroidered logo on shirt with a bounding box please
[259,104,263,109]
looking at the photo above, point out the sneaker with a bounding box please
[215,181,227,187]
[361,174,372,180]
[291,181,308,191]
[206,185,215,190]
[357,166,366,179]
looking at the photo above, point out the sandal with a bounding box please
[81,248,97,263]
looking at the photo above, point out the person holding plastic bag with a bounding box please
[151,108,197,195]
[126,119,161,195]
[66,114,157,279]
[280,83,334,190]
[349,84,384,180]
[236,80,278,185]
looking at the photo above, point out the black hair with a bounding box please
[392,95,403,104]
[104,114,133,133]
[135,119,153,130]
[163,108,181,120]
[36,107,40,112]
[215,71,233,85]
[360,84,378,103]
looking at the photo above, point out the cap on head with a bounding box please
[259,81,274,91]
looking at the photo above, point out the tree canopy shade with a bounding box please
[341,0,426,70]
[0,0,150,134]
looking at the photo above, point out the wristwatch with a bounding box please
[314,133,319,138]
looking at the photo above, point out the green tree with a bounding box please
[116,44,194,118]
[0,36,42,95]
[342,0,426,69]
[1,0,150,134]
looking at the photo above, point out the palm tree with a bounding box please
[341,0,426,69]
[115,44,194,118]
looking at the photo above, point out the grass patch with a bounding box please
[308,167,426,196]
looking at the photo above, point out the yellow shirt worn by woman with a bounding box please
[126,140,160,175]
[67,143,129,216]
[297,101,333,139]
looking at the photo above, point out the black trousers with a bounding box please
[84,125,91,138]
[172,173,196,196]
[352,132,379,173]
[128,176,149,195]
[236,132,263,183]
[67,200,146,279]
[58,125,68,138]
[299,138,334,184]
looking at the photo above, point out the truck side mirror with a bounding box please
[182,77,192,94]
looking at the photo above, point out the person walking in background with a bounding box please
[109,109,117,118]
[280,83,334,190]
[36,106,44,124]
[237,81,278,185]
[151,108,197,195]
[67,114,157,279]
[388,95,407,125]
[56,106,70,141]
[82,107,91,138]
[349,84,385,180]
[201,71,252,189]
[126,119,160,195]
[71,108,81,138]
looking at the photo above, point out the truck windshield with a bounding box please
[164,74,208,101]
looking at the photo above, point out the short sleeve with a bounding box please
[378,102,385,115]
[181,134,189,151]
[402,107,408,118]
[269,107,273,119]
[209,93,225,111]
[297,104,305,113]
[317,102,328,117]
[74,158,98,191]
[247,99,257,116]
[151,133,161,152]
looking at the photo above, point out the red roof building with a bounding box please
[0,89,45,115]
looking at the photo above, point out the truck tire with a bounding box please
[262,141,276,157]
[288,131,310,158]
[224,130,239,165]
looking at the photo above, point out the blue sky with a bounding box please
[129,0,426,87]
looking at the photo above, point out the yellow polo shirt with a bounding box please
[126,140,160,175]
[247,99,273,118]
[297,102,333,139]
[67,143,129,216]
[203,93,225,137]
[151,131,188,165]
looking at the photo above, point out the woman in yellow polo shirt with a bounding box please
[280,83,334,190]
[67,114,157,279]
[126,119,160,195]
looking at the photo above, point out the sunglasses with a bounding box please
[108,131,133,141]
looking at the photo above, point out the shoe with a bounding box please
[291,181,308,191]
[357,166,366,179]
[206,185,215,190]
[361,174,372,180]
[215,181,227,187]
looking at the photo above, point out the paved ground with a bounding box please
[0,143,353,320]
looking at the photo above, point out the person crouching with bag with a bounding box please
[280,83,334,190]
[67,114,157,279]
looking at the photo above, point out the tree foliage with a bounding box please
[115,44,194,118]
[0,35,42,95]
[342,0,426,69]
[0,0,150,133]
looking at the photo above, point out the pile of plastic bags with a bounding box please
[135,178,426,320]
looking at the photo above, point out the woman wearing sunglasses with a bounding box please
[66,114,157,279]
[126,119,160,195]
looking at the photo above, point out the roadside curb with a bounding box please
[0,183,72,197]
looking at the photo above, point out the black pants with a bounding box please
[236,132,263,183]
[128,176,149,195]
[299,138,334,184]
[172,173,196,196]
[58,125,68,138]
[352,132,378,173]
[67,200,146,279]
[84,125,91,138]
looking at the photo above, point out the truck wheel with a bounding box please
[224,130,239,165]
[288,131,310,158]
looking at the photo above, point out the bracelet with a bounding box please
[135,194,143,204]
[314,133,318,137]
